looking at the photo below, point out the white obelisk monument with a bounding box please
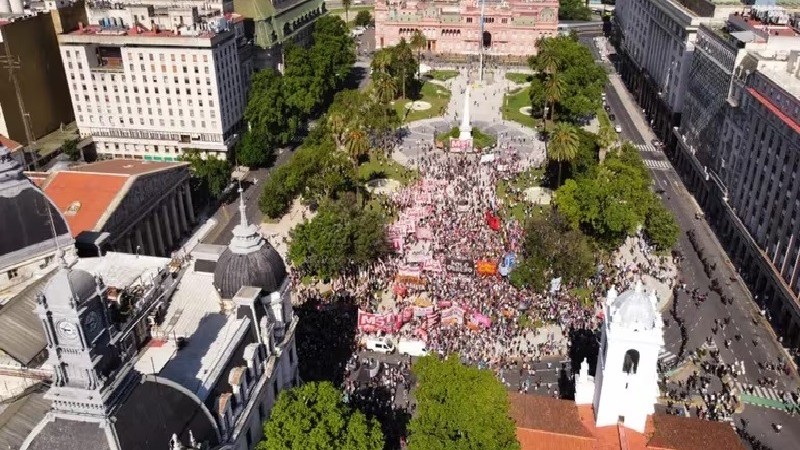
[459,85,473,141]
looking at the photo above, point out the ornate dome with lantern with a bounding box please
[213,189,287,299]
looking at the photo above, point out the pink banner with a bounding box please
[441,307,465,325]
[358,310,399,333]
[422,259,443,272]
[470,313,492,328]
[415,306,435,317]
[416,226,434,240]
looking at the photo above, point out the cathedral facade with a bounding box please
[374,0,559,59]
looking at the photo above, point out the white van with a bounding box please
[365,337,395,354]
[397,339,429,357]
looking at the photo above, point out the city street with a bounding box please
[580,30,800,448]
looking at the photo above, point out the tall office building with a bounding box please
[612,0,744,147]
[59,3,251,161]
[672,9,800,346]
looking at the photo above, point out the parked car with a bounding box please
[609,113,616,121]
[615,125,622,133]
[365,337,395,354]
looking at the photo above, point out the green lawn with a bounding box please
[506,72,532,84]
[495,167,546,222]
[395,82,451,122]
[502,87,538,129]
[358,152,418,185]
[435,126,496,151]
[428,69,459,81]
[327,6,373,15]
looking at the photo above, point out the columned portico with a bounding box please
[169,195,182,243]
[176,189,189,232]
[151,214,166,257]
[160,203,175,250]
[183,183,195,224]
[134,227,145,255]
[143,219,157,256]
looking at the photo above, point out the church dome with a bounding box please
[214,241,287,299]
[213,191,287,299]
[44,267,99,303]
[610,281,657,330]
[0,148,72,268]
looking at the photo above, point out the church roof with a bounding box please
[23,376,219,450]
[0,389,50,450]
[609,281,658,331]
[41,171,130,237]
[0,148,72,270]
[213,191,287,299]
[508,395,745,450]
[0,273,52,365]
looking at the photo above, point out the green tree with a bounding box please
[509,209,595,292]
[646,202,680,251]
[559,0,593,21]
[258,382,384,450]
[288,198,389,278]
[354,10,373,28]
[180,150,232,198]
[528,35,607,120]
[311,15,356,95]
[245,69,301,149]
[548,122,580,187]
[61,139,81,161]
[408,356,520,450]
[544,72,565,129]
[554,143,654,248]
[283,44,325,116]
[528,77,547,119]
[236,130,275,168]
[410,30,427,77]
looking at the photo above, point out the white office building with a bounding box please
[58,10,248,161]
[613,0,741,146]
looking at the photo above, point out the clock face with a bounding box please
[57,321,79,340]
[84,311,100,333]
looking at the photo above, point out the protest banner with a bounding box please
[441,306,465,325]
[358,310,397,333]
[445,258,473,274]
[476,260,498,276]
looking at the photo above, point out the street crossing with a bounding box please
[659,348,678,366]
[636,143,661,154]
[736,382,798,410]
[643,159,672,170]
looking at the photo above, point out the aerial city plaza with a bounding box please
[0,0,799,450]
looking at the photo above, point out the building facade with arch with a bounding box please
[375,0,559,60]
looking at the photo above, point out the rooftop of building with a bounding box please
[133,263,248,402]
[40,159,186,237]
[73,251,170,289]
[728,11,800,37]
[508,394,746,450]
[0,135,22,151]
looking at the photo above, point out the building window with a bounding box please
[6,269,19,280]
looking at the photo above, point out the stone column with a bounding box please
[151,213,166,257]
[143,218,156,256]
[169,194,182,243]
[134,227,145,255]
[161,203,175,250]
[183,183,195,224]
[176,191,189,232]
[124,235,134,254]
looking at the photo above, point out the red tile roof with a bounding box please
[509,395,744,450]
[42,172,130,236]
[71,159,186,176]
[0,134,22,151]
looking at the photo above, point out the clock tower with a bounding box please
[35,256,132,416]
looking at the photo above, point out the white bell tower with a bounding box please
[590,281,663,433]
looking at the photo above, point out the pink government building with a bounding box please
[374,0,559,58]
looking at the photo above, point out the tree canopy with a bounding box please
[354,10,373,28]
[407,356,520,450]
[553,143,679,250]
[288,196,390,278]
[558,0,593,21]
[236,129,276,168]
[259,381,384,450]
[528,35,607,121]
[371,39,419,100]
[180,150,231,198]
[509,209,596,292]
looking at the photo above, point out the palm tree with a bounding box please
[342,0,352,23]
[344,127,370,203]
[597,122,618,163]
[548,123,580,187]
[372,49,392,74]
[372,72,397,105]
[536,48,558,75]
[410,30,427,77]
[544,72,565,131]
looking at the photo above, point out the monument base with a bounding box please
[449,137,474,153]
